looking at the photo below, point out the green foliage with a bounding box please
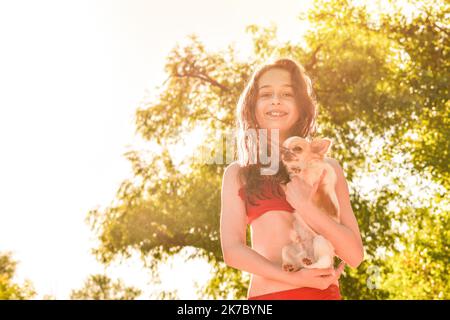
[87,0,449,299]
[199,260,250,300]
[70,274,142,300]
[0,252,36,300]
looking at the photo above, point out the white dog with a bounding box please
[280,137,340,272]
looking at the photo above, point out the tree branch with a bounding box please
[305,44,323,71]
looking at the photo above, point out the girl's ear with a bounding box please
[311,138,332,155]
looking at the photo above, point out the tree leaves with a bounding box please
[0,252,36,300]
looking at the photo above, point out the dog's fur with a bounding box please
[280,137,340,272]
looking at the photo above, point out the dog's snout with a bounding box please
[281,149,296,162]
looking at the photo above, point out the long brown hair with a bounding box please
[236,58,318,204]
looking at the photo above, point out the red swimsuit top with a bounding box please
[238,179,295,225]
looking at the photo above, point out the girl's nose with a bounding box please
[271,96,281,105]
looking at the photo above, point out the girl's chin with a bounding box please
[256,128,290,141]
[257,126,291,132]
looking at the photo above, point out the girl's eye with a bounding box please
[259,92,293,98]
[292,146,302,152]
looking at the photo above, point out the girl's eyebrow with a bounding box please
[259,84,293,90]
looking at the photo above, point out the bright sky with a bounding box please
[0,0,315,299]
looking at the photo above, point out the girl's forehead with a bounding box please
[258,68,292,88]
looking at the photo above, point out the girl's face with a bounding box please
[255,68,300,142]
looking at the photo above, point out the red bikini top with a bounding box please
[238,179,295,225]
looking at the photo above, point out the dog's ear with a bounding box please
[311,138,332,156]
[283,136,307,149]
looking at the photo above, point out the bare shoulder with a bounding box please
[324,157,341,169]
[223,161,243,187]
[224,160,241,174]
[221,161,247,225]
[324,157,345,178]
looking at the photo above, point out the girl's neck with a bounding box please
[260,130,287,151]
[256,129,288,162]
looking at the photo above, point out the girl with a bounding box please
[219,58,364,300]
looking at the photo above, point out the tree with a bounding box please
[70,274,142,300]
[87,0,448,299]
[0,251,36,300]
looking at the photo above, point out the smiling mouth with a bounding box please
[266,111,288,117]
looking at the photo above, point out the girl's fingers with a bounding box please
[313,263,346,278]
[333,262,346,279]
[313,268,335,277]
[336,262,346,273]
[314,171,326,188]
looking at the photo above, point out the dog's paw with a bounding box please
[283,264,296,272]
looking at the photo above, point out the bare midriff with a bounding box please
[247,209,339,298]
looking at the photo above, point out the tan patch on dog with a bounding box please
[316,187,338,219]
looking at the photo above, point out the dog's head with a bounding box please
[281,137,332,171]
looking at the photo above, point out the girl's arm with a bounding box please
[295,159,364,268]
[219,162,294,284]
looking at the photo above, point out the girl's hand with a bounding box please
[289,261,346,290]
[285,170,326,210]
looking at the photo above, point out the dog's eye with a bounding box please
[292,146,302,152]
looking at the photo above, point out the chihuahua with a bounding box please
[280,137,340,272]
